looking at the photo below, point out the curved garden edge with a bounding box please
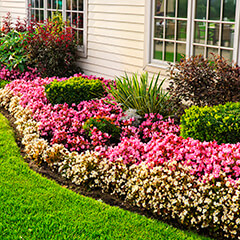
[0,100,212,240]
[0,107,146,213]
[1,86,239,240]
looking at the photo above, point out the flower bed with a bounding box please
[0,75,240,239]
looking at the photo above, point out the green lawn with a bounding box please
[0,113,212,240]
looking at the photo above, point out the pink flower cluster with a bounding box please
[0,65,40,82]
[7,74,240,184]
[7,74,123,152]
[107,130,240,183]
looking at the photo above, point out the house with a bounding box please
[0,0,239,80]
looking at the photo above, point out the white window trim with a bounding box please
[27,0,88,58]
[145,0,240,67]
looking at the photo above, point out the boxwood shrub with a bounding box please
[180,102,240,144]
[83,116,121,142]
[45,76,104,106]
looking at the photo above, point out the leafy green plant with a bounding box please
[45,76,104,106]
[0,30,28,71]
[83,116,121,141]
[108,72,175,118]
[0,80,10,88]
[168,55,240,108]
[180,102,240,144]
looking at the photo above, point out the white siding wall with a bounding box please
[80,0,161,80]
[0,0,27,27]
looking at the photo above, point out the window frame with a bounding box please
[147,0,240,67]
[27,0,88,57]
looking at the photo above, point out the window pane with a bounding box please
[177,0,188,18]
[209,0,221,20]
[67,0,71,10]
[177,21,187,41]
[56,0,62,9]
[78,0,83,11]
[207,47,218,59]
[166,20,175,39]
[72,12,77,26]
[67,12,71,22]
[47,0,51,9]
[78,31,84,46]
[167,0,176,17]
[193,45,204,55]
[208,23,219,46]
[155,0,164,16]
[72,0,77,10]
[40,10,44,22]
[53,0,56,9]
[36,0,39,8]
[223,0,236,22]
[154,41,163,60]
[40,0,43,8]
[221,50,233,63]
[195,0,207,20]
[154,19,164,38]
[77,14,84,28]
[47,11,52,18]
[194,22,205,44]
[31,0,35,8]
[165,42,174,62]
[221,24,234,48]
[176,43,186,62]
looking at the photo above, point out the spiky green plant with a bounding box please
[108,72,175,118]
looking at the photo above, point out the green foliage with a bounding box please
[0,80,10,88]
[83,116,121,141]
[0,30,28,71]
[168,55,240,108]
[180,102,240,144]
[45,76,104,106]
[108,72,175,118]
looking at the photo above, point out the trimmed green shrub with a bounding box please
[45,77,104,106]
[83,116,121,142]
[180,102,240,144]
[0,80,10,88]
[108,72,176,118]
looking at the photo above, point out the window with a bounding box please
[151,0,239,64]
[28,0,87,54]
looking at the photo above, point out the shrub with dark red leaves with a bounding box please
[168,54,240,108]
[24,16,81,78]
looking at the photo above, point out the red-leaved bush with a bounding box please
[168,54,240,108]
[24,16,81,78]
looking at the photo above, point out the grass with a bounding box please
[0,112,212,240]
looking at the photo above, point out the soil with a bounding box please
[0,107,212,239]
